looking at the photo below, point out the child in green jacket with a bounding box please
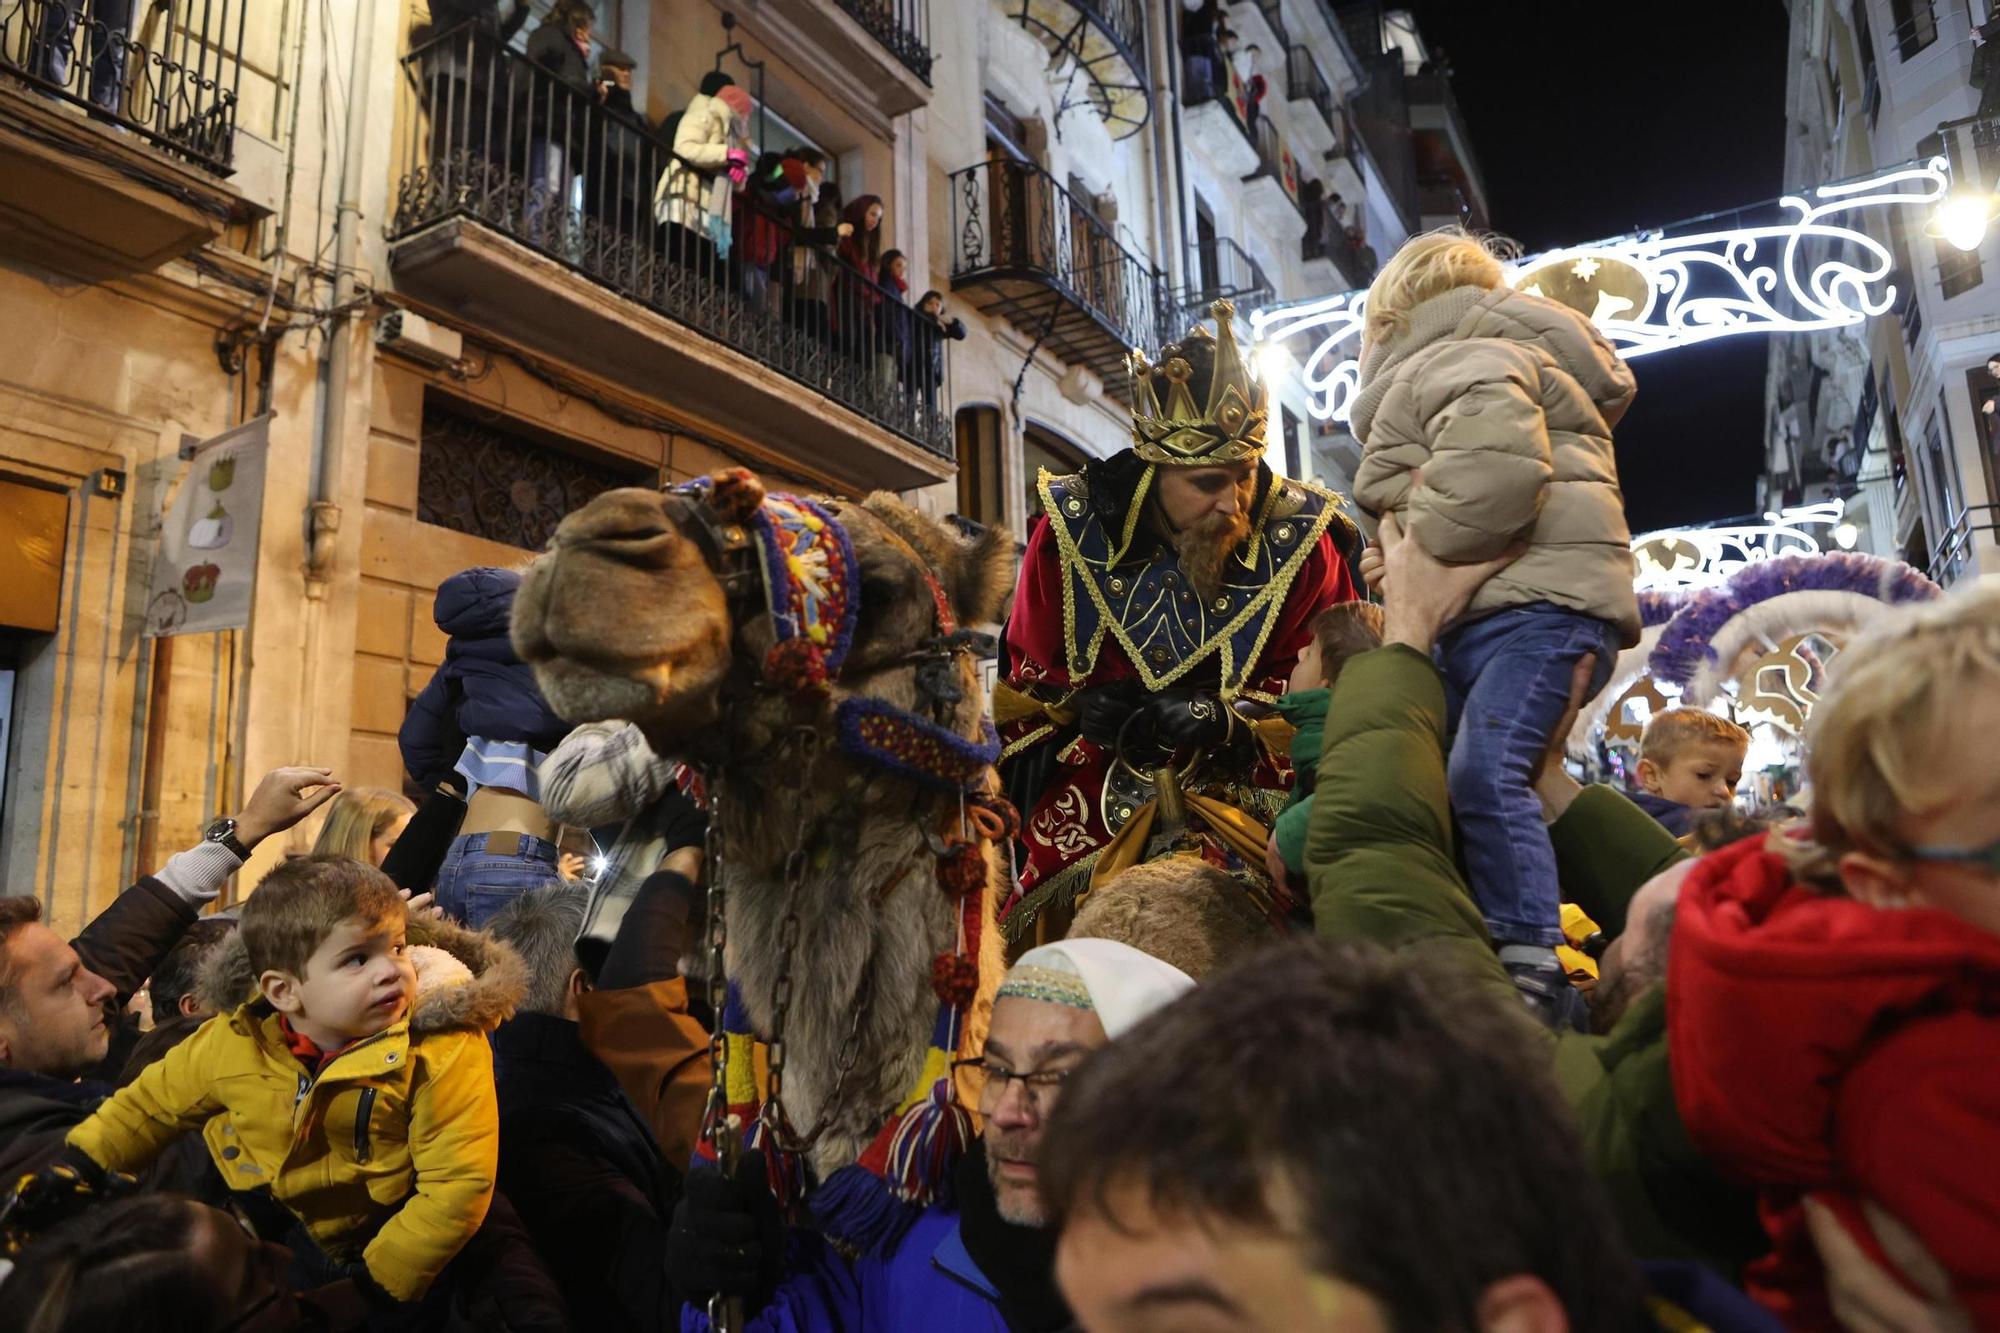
[1267,601,1385,889]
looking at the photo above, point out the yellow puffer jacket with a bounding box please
[67,915,525,1302]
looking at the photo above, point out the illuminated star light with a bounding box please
[1250,159,1949,423]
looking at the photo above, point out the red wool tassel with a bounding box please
[764,639,829,695]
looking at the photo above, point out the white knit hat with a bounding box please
[997,938,1194,1039]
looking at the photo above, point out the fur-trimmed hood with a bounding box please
[197,911,528,1036]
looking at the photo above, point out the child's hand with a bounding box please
[1358,541,1385,593]
[397,889,445,922]
[1264,831,1288,888]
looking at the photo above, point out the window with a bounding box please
[1281,405,1304,480]
[417,396,650,551]
[1918,406,1966,572]
[985,95,1034,165]
[1938,236,1984,300]
[1888,0,1937,59]
[955,406,1006,529]
[1850,0,1881,125]
[1194,195,1220,298]
[1963,363,2000,513]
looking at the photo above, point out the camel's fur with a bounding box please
[514,477,1015,1176]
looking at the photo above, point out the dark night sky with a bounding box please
[1395,1,1792,534]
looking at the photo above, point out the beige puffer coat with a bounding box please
[653,91,742,232]
[1351,284,1641,645]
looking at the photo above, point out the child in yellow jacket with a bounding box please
[65,855,525,1305]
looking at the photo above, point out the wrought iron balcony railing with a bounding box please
[0,0,246,172]
[948,156,1170,385]
[832,0,933,84]
[392,24,952,460]
[1284,44,1336,137]
[1182,235,1271,326]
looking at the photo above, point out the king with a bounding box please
[996,300,1361,944]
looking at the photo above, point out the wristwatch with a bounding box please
[204,816,251,861]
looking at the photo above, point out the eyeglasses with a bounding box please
[1905,835,2000,876]
[952,1056,1074,1109]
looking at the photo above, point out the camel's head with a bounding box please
[512,469,1016,769]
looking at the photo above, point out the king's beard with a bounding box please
[1172,506,1254,603]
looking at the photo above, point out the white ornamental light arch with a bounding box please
[1249,159,1953,423]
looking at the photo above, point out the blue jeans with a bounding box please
[433,831,560,928]
[1437,604,1620,948]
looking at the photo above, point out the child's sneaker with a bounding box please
[1498,944,1590,1033]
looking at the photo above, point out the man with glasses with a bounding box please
[670,937,1192,1330]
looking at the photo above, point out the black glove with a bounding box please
[1121,688,1234,766]
[340,1263,402,1312]
[667,1151,785,1307]
[1075,678,1146,749]
[0,1151,138,1257]
[657,784,708,854]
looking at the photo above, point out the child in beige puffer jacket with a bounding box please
[1350,227,1641,1030]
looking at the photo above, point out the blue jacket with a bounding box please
[399,567,569,790]
[682,1202,1012,1333]
[1627,790,1694,839]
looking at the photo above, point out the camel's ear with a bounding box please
[709,468,765,521]
[956,525,1018,627]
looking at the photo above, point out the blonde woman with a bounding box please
[1350,225,1639,1028]
[311,787,416,868]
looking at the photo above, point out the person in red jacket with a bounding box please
[1667,577,2000,1328]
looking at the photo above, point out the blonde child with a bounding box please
[1630,708,1749,837]
[1350,227,1640,1027]
[1669,578,2000,1325]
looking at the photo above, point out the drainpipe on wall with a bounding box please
[1155,0,1192,297]
[306,0,380,587]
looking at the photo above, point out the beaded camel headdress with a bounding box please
[1127,298,1269,466]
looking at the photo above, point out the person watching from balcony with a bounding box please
[874,249,913,400]
[581,48,645,258]
[913,290,968,421]
[418,1,532,189]
[780,149,853,351]
[520,0,598,248]
[26,0,136,116]
[835,193,886,372]
[1180,0,1225,101]
[656,72,751,286]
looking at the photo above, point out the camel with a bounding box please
[511,470,1016,1208]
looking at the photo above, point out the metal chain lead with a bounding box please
[698,771,743,1333]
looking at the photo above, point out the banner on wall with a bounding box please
[144,415,270,638]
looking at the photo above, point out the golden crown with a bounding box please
[1127,299,1269,467]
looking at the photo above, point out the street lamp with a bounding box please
[1926,190,2000,251]
[1833,521,1859,550]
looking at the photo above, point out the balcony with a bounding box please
[1229,0,1290,58]
[948,156,1169,400]
[1008,0,1150,139]
[0,0,261,280]
[1302,206,1370,291]
[1284,44,1338,157]
[1243,118,1306,236]
[388,26,953,492]
[1180,236,1272,330]
[1182,45,1259,176]
[724,0,932,129]
[1405,68,1489,229]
